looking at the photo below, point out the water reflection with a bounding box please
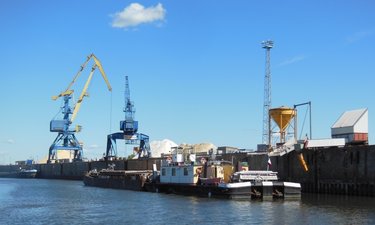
[1,179,375,225]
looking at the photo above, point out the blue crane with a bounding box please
[121,76,138,138]
[106,76,151,160]
[48,54,112,163]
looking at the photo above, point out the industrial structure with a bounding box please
[261,40,274,149]
[268,102,312,147]
[332,108,368,144]
[294,101,312,140]
[48,54,112,163]
[269,106,296,145]
[106,76,151,160]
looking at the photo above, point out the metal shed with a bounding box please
[331,108,368,144]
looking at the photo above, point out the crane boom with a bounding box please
[92,55,112,92]
[52,54,112,101]
[52,54,112,123]
[52,55,92,100]
[70,55,112,122]
[70,66,95,123]
[120,76,138,136]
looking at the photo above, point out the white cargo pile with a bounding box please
[150,140,217,157]
[150,139,178,157]
[178,143,217,153]
[38,151,74,164]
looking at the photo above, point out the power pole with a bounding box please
[262,40,274,146]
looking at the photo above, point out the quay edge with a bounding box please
[0,145,374,196]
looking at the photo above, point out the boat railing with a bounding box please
[232,170,278,182]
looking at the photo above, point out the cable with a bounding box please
[109,91,113,133]
[299,107,308,139]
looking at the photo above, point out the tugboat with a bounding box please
[152,149,301,200]
[83,164,153,191]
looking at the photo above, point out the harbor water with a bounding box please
[0,178,374,225]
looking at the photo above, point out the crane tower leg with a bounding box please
[48,132,83,163]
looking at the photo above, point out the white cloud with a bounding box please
[346,30,373,44]
[111,3,166,29]
[5,139,15,144]
[279,55,306,66]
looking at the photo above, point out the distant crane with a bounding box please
[121,76,138,138]
[48,54,112,163]
[262,40,274,147]
[106,76,150,160]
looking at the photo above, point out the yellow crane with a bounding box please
[48,54,112,163]
[52,53,112,122]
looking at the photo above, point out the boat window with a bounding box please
[162,168,166,176]
[184,167,188,176]
[172,168,176,176]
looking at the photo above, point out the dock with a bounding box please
[1,144,375,196]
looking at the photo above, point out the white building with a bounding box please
[331,108,368,144]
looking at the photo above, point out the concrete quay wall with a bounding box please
[1,145,375,196]
[215,145,375,196]
[0,158,162,180]
[268,145,375,196]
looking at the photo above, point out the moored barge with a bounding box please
[82,151,301,200]
[83,167,153,191]
[152,151,301,200]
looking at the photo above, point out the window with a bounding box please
[172,168,176,176]
[184,167,188,176]
[162,168,166,176]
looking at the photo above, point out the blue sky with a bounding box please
[0,0,374,163]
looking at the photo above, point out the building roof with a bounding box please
[332,108,368,128]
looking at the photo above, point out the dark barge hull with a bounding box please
[0,170,37,178]
[83,170,152,191]
[83,176,145,191]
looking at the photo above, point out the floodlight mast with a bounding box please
[262,40,274,147]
